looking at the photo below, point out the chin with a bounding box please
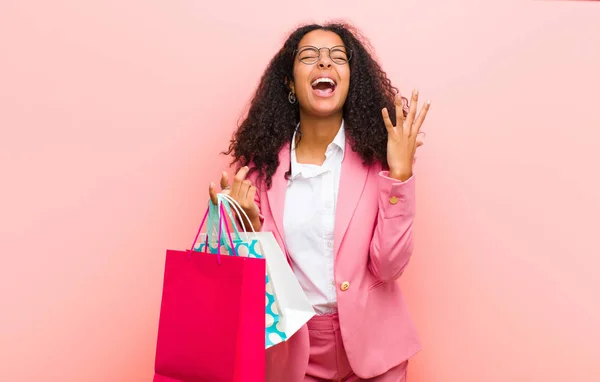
[305,106,342,118]
[303,99,343,118]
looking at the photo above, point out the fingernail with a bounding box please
[210,182,215,188]
[427,100,431,105]
[414,89,419,95]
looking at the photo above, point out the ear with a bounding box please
[285,76,295,93]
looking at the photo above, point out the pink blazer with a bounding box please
[251,139,421,381]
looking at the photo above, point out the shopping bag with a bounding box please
[195,195,287,348]
[154,201,265,382]
[196,194,315,345]
[247,231,316,340]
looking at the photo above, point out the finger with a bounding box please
[220,171,230,190]
[394,94,404,137]
[394,93,405,128]
[406,89,419,133]
[230,166,249,199]
[239,180,252,203]
[381,108,394,131]
[412,100,431,136]
[230,184,256,230]
[416,140,424,147]
[247,185,257,208]
[209,182,218,205]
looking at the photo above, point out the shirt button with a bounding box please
[327,242,333,249]
[340,281,350,291]
[325,202,332,209]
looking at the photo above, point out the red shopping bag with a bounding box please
[154,203,265,381]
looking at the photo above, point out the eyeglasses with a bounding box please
[294,45,352,65]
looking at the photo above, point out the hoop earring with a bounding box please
[288,91,297,104]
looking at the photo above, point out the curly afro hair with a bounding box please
[224,21,407,188]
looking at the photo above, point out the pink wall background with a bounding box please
[1,0,599,381]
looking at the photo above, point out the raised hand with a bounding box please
[382,89,430,181]
[208,166,261,231]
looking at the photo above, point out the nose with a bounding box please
[318,59,332,68]
[317,49,332,68]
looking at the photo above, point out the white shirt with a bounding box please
[283,121,345,315]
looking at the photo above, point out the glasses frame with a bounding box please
[293,45,353,65]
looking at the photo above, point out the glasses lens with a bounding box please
[298,47,320,64]
[330,48,349,64]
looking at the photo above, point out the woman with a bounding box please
[209,22,429,382]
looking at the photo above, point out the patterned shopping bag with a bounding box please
[194,197,287,348]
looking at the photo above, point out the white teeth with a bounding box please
[311,77,336,86]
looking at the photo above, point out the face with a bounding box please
[290,29,351,118]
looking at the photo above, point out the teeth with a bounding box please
[311,78,336,86]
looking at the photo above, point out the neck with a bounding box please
[297,112,343,151]
[294,111,343,166]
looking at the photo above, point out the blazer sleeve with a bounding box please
[368,171,416,282]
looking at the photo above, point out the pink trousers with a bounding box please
[304,314,408,382]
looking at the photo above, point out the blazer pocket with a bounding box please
[368,280,386,292]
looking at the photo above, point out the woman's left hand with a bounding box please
[382,89,430,181]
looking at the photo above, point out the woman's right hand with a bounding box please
[209,166,261,231]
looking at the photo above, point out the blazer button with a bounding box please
[340,281,350,291]
[389,196,399,205]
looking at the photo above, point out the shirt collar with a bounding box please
[330,121,346,154]
[290,120,346,179]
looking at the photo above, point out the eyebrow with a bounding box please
[297,44,346,49]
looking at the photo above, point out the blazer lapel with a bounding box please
[265,139,369,261]
[334,141,370,259]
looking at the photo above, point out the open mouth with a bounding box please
[311,77,337,97]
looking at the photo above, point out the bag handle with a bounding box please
[218,194,257,238]
[202,199,239,253]
[202,195,245,255]
[189,203,209,254]
[188,199,238,264]
[215,197,243,242]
